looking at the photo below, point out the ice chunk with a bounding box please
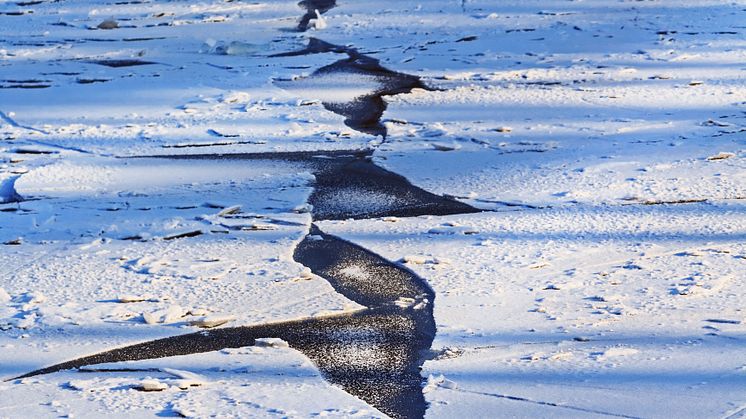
[297,267,315,280]
[707,152,736,161]
[143,305,185,324]
[394,297,416,308]
[162,368,207,389]
[136,379,168,392]
[432,257,452,265]
[308,9,327,30]
[255,338,289,348]
[217,205,242,217]
[97,19,118,30]
[188,315,236,328]
[401,255,428,265]
[188,308,210,316]
[207,41,261,56]
[293,203,313,213]
[431,142,461,151]
[0,176,23,204]
[423,374,458,393]
[163,305,185,323]
[142,311,160,325]
[117,295,148,303]
[428,225,479,235]
[219,92,251,104]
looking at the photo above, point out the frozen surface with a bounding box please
[2,0,745,417]
[1,348,382,418]
[320,205,746,418]
[0,156,363,380]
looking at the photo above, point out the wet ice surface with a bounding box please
[306,152,478,220]
[297,225,432,305]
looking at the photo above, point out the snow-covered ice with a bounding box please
[1,0,745,417]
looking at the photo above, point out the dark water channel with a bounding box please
[306,151,478,220]
[273,38,432,137]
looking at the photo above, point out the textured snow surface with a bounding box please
[320,205,746,418]
[2,0,745,417]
